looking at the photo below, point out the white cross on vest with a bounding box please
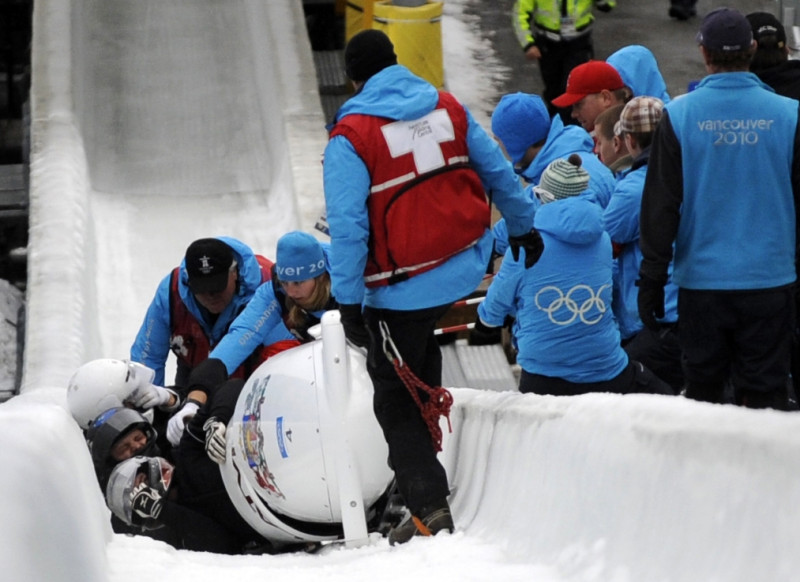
[381,109,456,174]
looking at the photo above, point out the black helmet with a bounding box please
[86,407,158,467]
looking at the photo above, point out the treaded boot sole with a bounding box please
[420,507,454,535]
[387,507,454,545]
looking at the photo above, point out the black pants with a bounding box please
[364,304,452,516]
[623,324,684,392]
[518,359,674,397]
[678,287,793,409]
[536,33,594,119]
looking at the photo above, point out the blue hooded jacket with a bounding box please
[130,236,269,385]
[323,65,536,309]
[493,116,614,255]
[209,246,333,374]
[607,45,671,103]
[480,197,628,382]
[604,152,678,339]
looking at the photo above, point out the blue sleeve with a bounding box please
[477,249,524,327]
[580,153,615,209]
[208,283,289,375]
[464,107,536,237]
[492,219,509,256]
[130,276,173,386]
[493,184,542,256]
[322,135,371,305]
[603,181,641,244]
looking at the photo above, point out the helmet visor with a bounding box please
[105,456,173,529]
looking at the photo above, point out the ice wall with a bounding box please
[24,0,329,392]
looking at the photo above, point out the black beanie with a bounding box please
[345,29,398,82]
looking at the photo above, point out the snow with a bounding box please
[2,1,800,581]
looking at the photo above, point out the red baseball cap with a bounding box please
[551,61,626,108]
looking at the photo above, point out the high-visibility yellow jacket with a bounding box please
[514,0,615,49]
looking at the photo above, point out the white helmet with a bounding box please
[67,359,156,430]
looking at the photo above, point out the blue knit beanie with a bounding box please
[275,231,325,282]
[491,93,551,166]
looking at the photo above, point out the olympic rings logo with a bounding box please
[534,284,611,326]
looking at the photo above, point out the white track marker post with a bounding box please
[320,310,369,547]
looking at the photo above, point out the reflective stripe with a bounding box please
[370,172,416,194]
[370,159,468,194]
[363,238,481,284]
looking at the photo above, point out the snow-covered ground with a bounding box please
[2,1,800,581]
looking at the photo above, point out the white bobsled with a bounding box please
[220,312,394,547]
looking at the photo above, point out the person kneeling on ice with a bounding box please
[130,236,276,389]
[207,230,336,367]
[475,155,673,396]
[165,231,341,445]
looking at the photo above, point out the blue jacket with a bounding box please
[479,197,628,382]
[130,237,268,386]
[208,246,333,374]
[493,116,614,255]
[323,65,535,309]
[522,115,614,209]
[604,151,678,339]
[641,73,800,290]
[607,45,671,103]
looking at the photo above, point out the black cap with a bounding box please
[696,8,753,52]
[185,238,234,294]
[344,29,398,82]
[747,12,787,49]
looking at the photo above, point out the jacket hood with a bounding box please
[607,45,671,103]
[334,65,440,123]
[534,196,605,245]
[522,116,595,183]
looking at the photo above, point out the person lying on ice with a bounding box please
[104,371,283,554]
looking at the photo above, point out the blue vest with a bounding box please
[667,73,797,289]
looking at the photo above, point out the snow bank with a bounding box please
[445,389,800,581]
[0,390,109,582]
[4,385,800,582]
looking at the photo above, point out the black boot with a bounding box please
[388,500,454,545]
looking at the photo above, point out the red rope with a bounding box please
[391,358,453,452]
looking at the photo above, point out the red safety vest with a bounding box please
[168,255,286,380]
[330,92,490,287]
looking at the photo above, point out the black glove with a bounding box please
[468,317,502,346]
[595,1,613,13]
[636,275,666,332]
[131,483,163,522]
[338,303,370,349]
[508,229,545,269]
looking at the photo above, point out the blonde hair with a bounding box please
[284,272,332,330]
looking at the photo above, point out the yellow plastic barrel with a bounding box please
[345,0,370,43]
[345,1,444,89]
[373,2,444,89]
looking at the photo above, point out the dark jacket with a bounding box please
[754,60,800,102]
